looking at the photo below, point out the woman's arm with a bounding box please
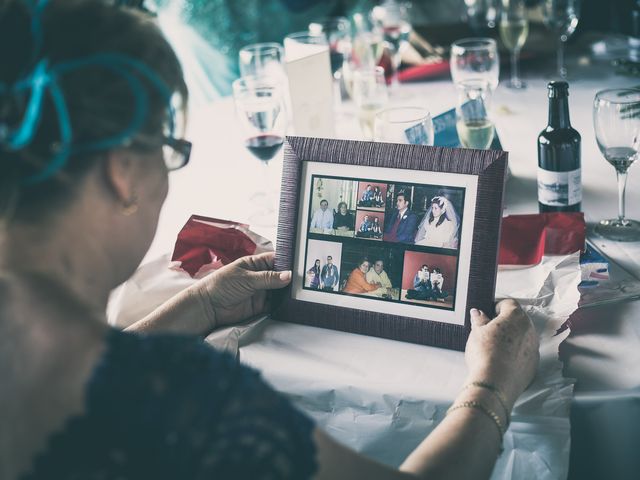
[312,300,538,480]
[127,252,290,336]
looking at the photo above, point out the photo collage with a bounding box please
[304,175,466,311]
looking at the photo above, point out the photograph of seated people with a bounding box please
[356,182,387,210]
[383,188,419,244]
[339,245,402,300]
[414,189,464,250]
[308,178,357,236]
[401,251,458,308]
[355,212,384,240]
[304,239,342,291]
[342,258,382,295]
[2,2,539,479]
[365,259,396,299]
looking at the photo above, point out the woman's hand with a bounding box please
[196,251,291,329]
[464,299,539,408]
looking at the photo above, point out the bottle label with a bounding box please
[537,167,581,206]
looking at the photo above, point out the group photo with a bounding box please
[355,211,385,240]
[338,244,403,301]
[400,250,458,310]
[356,182,387,210]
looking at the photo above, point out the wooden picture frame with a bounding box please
[273,136,508,351]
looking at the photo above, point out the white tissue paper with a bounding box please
[108,253,580,479]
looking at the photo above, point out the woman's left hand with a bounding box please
[196,251,292,329]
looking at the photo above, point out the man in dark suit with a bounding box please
[384,192,418,243]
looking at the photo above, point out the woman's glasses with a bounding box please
[131,135,192,171]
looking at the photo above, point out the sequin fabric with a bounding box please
[22,329,318,480]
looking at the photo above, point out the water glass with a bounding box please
[593,88,640,241]
[232,76,288,164]
[351,66,389,140]
[455,79,495,149]
[238,43,285,81]
[374,107,434,145]
[450,38,499,91]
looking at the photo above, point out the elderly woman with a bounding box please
[343,258,381,294]
[0,1,539,479]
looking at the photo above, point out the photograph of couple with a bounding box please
[383,184,464,250]
[304,239,342,291]
[308,177,358,237]
[339,244,403,301]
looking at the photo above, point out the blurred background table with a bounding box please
[142,34,640,479]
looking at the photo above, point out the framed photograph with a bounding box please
[274,136,508,351]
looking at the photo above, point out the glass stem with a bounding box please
[511,49,519,85]
[616,170,628,223]
[557,37,566,78]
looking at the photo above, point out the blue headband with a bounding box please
[0,0,177,184]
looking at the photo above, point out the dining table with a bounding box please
[133,35,640,480]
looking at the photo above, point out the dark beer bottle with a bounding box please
[537,81,581,212]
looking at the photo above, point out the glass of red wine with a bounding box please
[232,76,288,164]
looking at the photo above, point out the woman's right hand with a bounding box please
[464,299,539,408]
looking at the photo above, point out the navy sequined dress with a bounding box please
[22,329,317,480]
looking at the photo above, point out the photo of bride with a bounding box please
[414,195,461,249]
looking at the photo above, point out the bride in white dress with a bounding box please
[414,196,460,249]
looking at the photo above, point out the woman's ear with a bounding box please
[104,150,136,203]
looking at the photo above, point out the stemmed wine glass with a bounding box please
[542,0,581,79]
[372,0,412,90]
[374,107,434,145]
[450,38,500,91]
[499,0,529,89]
[232,76,288,164]
[593,88,640,242]
[238,43,286,80]
[352,66,389,140]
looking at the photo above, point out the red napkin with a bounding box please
[398,60,450,82]
[498,212,586,265]
[171,215,267,278]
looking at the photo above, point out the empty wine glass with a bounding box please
[455,79,495,149]
[351,66,389,140]
[374,107,434,145]
[542,0,581,79]
[500,0,529,89]
[450,38,500,91]
[232,76,288,164]
[593,88,640,241]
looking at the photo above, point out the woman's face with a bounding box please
[431,203,442,217]
[340,204,347,214]
[359,261,370,273]
[421,266,429,273]
[315,260,320,267]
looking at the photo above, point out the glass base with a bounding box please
[506,79,526,89]
[594,218,640,242]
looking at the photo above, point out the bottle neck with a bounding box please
[548,96,571,129]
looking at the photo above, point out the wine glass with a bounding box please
[351,66,389,140]
[542,0,581,79]
[351,12,385,68]
[455,79,495,149]
[374,107,434,145]
[450,38,500,91]
[238,43,285,80]
[465,0,500,34]
[372,0,412,90]
[232,76,288,164]
[593,88,640,242]
[499,0,529,89]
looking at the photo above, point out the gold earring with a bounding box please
[122,193,138,216]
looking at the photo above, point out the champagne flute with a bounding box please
[455,79,495,149]
[374,107,434,145]
[500,0,529,89]
[593,88,640,242]
[542,0,580,79]
[450,38,500,91]
[232,76,288,164]
[352,12,385,68]
[372,0,412,90]
[351,66,389,140]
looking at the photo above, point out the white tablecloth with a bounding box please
[128,49,640,479]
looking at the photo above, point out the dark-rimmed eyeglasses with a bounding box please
[131,135,192,171]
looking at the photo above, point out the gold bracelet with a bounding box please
[447,401,506,441]
[464,381,511,425]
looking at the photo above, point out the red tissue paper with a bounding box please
[171,215,273,278]
[498,212,586,265]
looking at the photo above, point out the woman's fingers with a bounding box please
[469,308,491,327]
[248,269,292,290]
